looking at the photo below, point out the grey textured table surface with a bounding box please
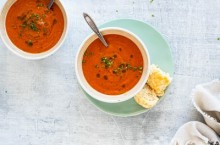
[0,0,220,145]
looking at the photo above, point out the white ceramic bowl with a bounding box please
[0,0,68,60]
[75,27,150,103]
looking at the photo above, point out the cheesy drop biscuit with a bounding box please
[147,65,172,96]
[134,85,159,109]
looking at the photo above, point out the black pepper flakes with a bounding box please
[103,75,108,80]
[96,74,100,78]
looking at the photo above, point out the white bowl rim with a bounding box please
[75,27,150,103]
[0,0,68,60]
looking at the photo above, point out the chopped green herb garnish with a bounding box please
[152,14,155,17]
[42,14,46,18]
[29,22,38,31]
[21,23,27,28]
[45,10,50,14]
[26,40,33,46]
[113,69,118,74]
[111,63,143,76]
[119,64,125,69]
[133,67,138,71]
[126,64,132,69]
[101,57,107,62]
[36,3,44,7]
[101,57,114,68]
[150,0,154,3]
[106,61,112,67]
[217,38,220,40]
[82,60,86,64]
[138,66,143,70]
[30,14,39,20]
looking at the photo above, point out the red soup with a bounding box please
[82,34,144,95]
[6,0,64,53]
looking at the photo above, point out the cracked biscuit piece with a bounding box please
[134,85,159,109]
[147,65,172,96]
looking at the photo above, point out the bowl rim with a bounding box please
[0,0,68,60]
[75,27,150,103]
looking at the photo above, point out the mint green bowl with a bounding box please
[81,19,174,117]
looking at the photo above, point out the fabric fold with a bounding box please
[192,80,220,135]
[169,121,219,145]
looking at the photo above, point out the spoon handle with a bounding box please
[47,0,55,9]
[83,13,108,47]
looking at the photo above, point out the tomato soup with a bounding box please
[6,0,64,53]
[82,34,144,95]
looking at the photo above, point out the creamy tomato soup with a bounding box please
[6,0,64,53]
[82,34,144,95]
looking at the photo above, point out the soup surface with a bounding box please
[82,34,144,95]
[6,0,64,53]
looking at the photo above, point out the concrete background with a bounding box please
[0,0,220,144]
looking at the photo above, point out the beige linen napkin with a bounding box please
[170,80,220,145]
[169,121,219,145]
[192,80,220,135]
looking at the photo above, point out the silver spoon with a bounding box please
[83,13,108,47]
[47,0,55,9]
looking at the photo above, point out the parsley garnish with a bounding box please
[26,40,33,46]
